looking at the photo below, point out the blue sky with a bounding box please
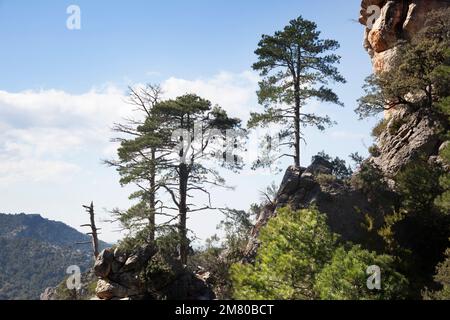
[0,0,379,244]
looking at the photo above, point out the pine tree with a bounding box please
[106,84,166,242]
[249,16,345,168]
[151,94,244,264]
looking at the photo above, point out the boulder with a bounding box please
[40,287,56,300]
[113,247,128,264]
[94,249,114,278]
[304,156,333,176]
[95,279,130,300]
[277,165,304,197]
[122,244,157,272]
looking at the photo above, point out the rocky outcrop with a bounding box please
[244,157,393,261]
[40,287,57,300]
[359,0,450,73]
[40,269,98,300]
[93,245,215,300]
[371,109,445,177]
[359,0,449,175]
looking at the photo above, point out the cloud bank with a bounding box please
[0,71,259,185]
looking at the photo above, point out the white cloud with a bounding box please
[0,71,260,185]
[161,71,259,121]
[0,86,132,185]
[0,158,80,184]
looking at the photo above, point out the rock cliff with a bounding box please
[371,108,446,177]
[360,0,450,73]
[244,157,397,261]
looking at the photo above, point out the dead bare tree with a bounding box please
[78,201,100,258]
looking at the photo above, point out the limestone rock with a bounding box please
[93,243,214,300]
[95,279,130,300]
[40,269,98,300]
[244,157,392,262]
[113,247,128,264]
[93,249,114,278]
[360,0,450,73]
[122,244,157,272]
[277,166,305,197]
[371,109,443,176]
[40,287,56,300]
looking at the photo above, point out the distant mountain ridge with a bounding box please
[0,213,110,300]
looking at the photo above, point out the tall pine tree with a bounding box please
[249,16,345,168]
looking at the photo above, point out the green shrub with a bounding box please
[351,162,387,196]
[312,151,353,179]
[435,141,450,213]
[388,117,407,135]
[316,173,337,186]
[315,245,409,300]
[141,253,176,297]
[230,207,336,300]
[368,145,380,157]
[395,157,443,213]
[230,206,409,300]
[372,118,389,138]
[423,248,450,300]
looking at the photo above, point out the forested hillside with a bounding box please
[0,213,109,300]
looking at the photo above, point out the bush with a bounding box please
[230,206,409,300]
[423,248,450,300]
[372,118,388,138]
[188,208,256,299]
[395,157,443,213]
[312,151,353,179]
[316,173,337,186]
[435,139,450,213]
[315,245,409,300]
[351,162,388,197]
[388,117,407,135]
[368,145,380,157]
[230,207,336,300]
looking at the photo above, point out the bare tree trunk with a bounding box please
[148,148,156,242]
[80,202,99,259]
[178,163,189,265]
[294,84,301,168]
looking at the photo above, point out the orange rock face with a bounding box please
[360,0,450,73]
[360,0,450,118]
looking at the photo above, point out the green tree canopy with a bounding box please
[230,207,336,300]
[151,94,244,264]
[231,207,409,300]
[315,245,408,300]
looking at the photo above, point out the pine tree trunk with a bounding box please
[178,163,189,265]
[148,148,156,242]
[294,84,301,168]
